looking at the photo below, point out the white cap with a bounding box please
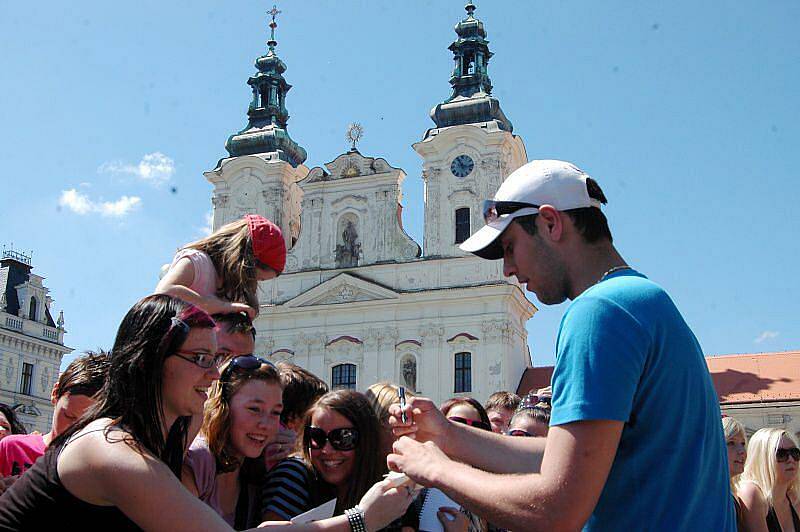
[459,160,601,259]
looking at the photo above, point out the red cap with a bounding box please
[245,215,286,275]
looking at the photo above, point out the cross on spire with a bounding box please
[267,5,281,51]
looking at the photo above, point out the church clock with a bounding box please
[450,154,474,178]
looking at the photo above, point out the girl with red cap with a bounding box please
[157,215,286,318]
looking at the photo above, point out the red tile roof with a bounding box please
[517,351,800,404]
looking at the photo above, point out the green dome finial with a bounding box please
[427,2,513,133]
[267,5,280,52]
[225,4,307,166]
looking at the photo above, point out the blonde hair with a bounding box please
[722,416,746,493]
[364,382,415,425]
[740,427,800,505]
[182,218,260,310]
[201,359,282,472]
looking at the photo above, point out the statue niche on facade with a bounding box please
[335,220,361,268]
[402,357,417,392]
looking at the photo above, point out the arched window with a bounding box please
[455,208,470,244]
[331,363,357,390]
[454,352,472,393]
[28,298,37,321]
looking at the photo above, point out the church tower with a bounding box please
[204,7,307,248]
[413,2,527,258]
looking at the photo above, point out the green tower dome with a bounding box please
[225,7,307,167]
[429,2,513,133]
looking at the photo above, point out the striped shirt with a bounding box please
[261,457,314,521]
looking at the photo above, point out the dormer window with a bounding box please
[29,297,37,322]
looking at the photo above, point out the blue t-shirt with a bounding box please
[550,270,734,531]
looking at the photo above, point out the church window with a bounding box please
[20,363,34,395]
[28,297,37,321]
[454,352,471,393]
[332,363,357,390]
[455,208,470,244]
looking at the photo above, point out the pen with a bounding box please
[399,386,407,423]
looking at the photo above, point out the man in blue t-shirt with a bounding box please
[387,160,734,531]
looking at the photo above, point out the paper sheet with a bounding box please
[418,488,460,532]
[289,498,337,524]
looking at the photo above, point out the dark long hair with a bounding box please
[52,294,215,477]
[300,390,382,514]
[0,403,27,435]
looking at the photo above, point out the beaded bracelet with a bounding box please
[344,506,367,532]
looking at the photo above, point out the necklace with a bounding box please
[598,265,632,284]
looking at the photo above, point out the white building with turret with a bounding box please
[0,248,72,433]
[205,3,536,404]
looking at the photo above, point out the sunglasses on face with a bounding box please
[173,350,226,369]
[305,426,359,452]
[507,429,533,437]
[481,200,540,224]
[220,354,276,383]
[519,393,551,411]
[449,416,492,432]
[776,447,800,463]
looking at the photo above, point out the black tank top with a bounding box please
[766,496,800,532]
[0,443,140,531]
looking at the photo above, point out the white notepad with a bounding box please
[418,488,460,532]
[289,498,337,524]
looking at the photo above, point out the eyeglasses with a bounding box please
[305,426,360,451]
[220,355,276,383]
[482,200,540,224]
[776,447,800,463]
[518,393,551,411]
[173,350,226,369]
[507,429,533,437]
[449,416,492,432]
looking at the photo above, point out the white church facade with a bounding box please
[204,3,536,404]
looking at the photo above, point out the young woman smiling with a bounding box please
[262,390,414,529]
[183,355,284,528]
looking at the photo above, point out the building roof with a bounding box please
[517,351,800,405]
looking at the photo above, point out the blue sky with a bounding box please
[2,1,798,371]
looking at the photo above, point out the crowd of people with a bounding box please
[0,160,796,530]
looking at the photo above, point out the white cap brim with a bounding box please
[458,216,514,260]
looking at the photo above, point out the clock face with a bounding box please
[450,154,474,178]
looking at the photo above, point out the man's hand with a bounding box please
[263,426,297,468]
[388,396,451,448]
[387,436,453,488]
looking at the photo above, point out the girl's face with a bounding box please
[775,434,799,485]
[508,415,549,438]
[309,408,356,488]
[162,327,219,422]
[228,380,283,459]
[0,412,11,441]
[256,266,277,282]
[726,433,746,477]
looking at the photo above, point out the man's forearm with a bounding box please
[442,422,546,474]
[431,460,566,531]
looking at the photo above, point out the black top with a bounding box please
[0,444,139,531]
[766,496,800,532]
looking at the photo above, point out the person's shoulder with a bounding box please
[0,433,39,448]
[738,480,768,512]
[59,419,149,473]
[266,457,312,481]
